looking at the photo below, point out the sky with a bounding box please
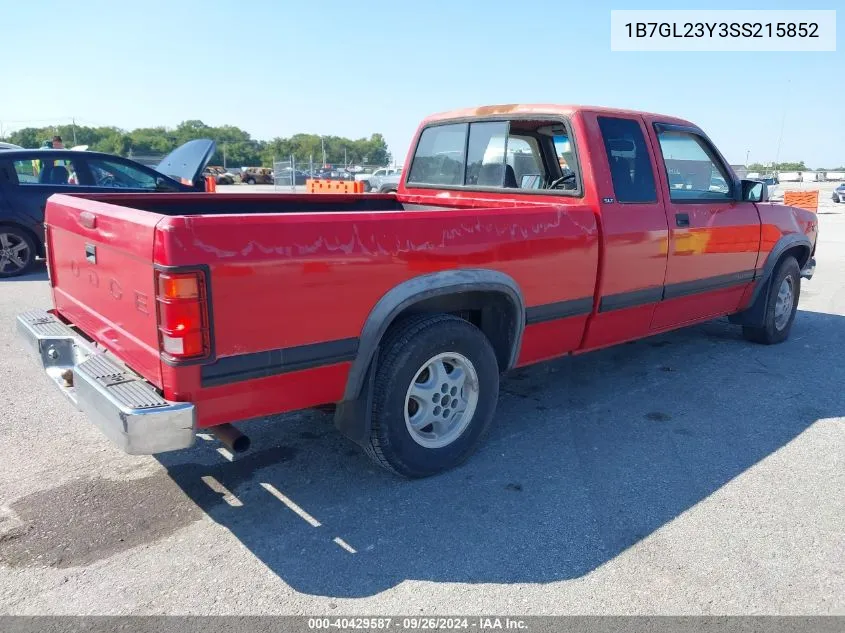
[2,0,843,167]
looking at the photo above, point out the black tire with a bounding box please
[366,314,500,478]
[246,178,256,185]
[742,256,800,345]
[363,181,372,192]
[0,227,37,278]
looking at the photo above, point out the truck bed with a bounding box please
[44,191,600,428]
[68,192,448,216]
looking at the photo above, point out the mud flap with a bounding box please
[728,276,772,327]
[333,353,377,446]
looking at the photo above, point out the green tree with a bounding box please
[3,121,392,169]
[6,127,43,148]
[748,161,809,172]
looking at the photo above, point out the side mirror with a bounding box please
[741,179,768,203]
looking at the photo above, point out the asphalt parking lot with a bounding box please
[0,193,842,615]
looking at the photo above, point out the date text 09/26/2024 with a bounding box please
[307,617,528,630]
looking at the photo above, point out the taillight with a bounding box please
[155,270,211,362]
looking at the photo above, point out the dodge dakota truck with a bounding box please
[17,104,818,478]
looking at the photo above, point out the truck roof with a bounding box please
[423,104,696,128]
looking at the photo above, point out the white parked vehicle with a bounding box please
[361,166,403,192]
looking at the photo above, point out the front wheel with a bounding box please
[742,256,800,345]
[366,314,500,478]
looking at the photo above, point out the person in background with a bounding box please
[34,136,72,182]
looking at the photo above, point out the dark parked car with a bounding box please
[203,166,236,185]
[0,139,215,277]
[314,169,355,181]
[241,167,274,184]
[274,168,309,186]
[832,183,845,203]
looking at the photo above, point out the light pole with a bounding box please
[321,137,326,167]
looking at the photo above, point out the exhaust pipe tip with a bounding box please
[230,434,251,453]
[210,424,251,454]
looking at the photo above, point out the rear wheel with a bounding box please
[0,228,37,278]
[366,314,500,478]
[742,256,800,345]
[246,178,256,185]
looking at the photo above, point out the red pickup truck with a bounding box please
[18,104,817,478]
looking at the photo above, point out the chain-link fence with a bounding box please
[273,157,297,190]
[273,155,398,190]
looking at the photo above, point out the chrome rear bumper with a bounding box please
[16,310,195,454]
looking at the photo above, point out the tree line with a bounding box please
[2,120,392,168]
[747,161,845,172]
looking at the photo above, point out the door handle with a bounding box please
[675,213,690,227]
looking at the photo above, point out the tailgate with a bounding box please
[46,194,164,388]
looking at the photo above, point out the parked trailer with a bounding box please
[801,172,818,182]
[825,171,845,180]
[779,172,801,182]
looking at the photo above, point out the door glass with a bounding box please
[656,131,732,200]
[506,135,545,189]
[407,123,468,186]
[465,121,508,187]
[597,117,657,203]
[86,159,157,189]
[542,133,576,191]
[14,157,82,186]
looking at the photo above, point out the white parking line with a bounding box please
[333,537,357,554]
[201,475,243,507]
[260,482,322,527]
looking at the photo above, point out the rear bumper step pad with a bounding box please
[16,310,195,454]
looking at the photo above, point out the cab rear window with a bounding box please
[407,119,581,195]
[407,124,467,186]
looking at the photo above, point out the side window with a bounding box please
[656,130,732,201]
[14,157,82,186]
[86,159,157,190]
[407,123,468,186]
[13,160,39,184]
[597,117,657,203]
[465,122,508,187]
[506,136,545,189]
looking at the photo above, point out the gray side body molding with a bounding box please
[342,269,526,402]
